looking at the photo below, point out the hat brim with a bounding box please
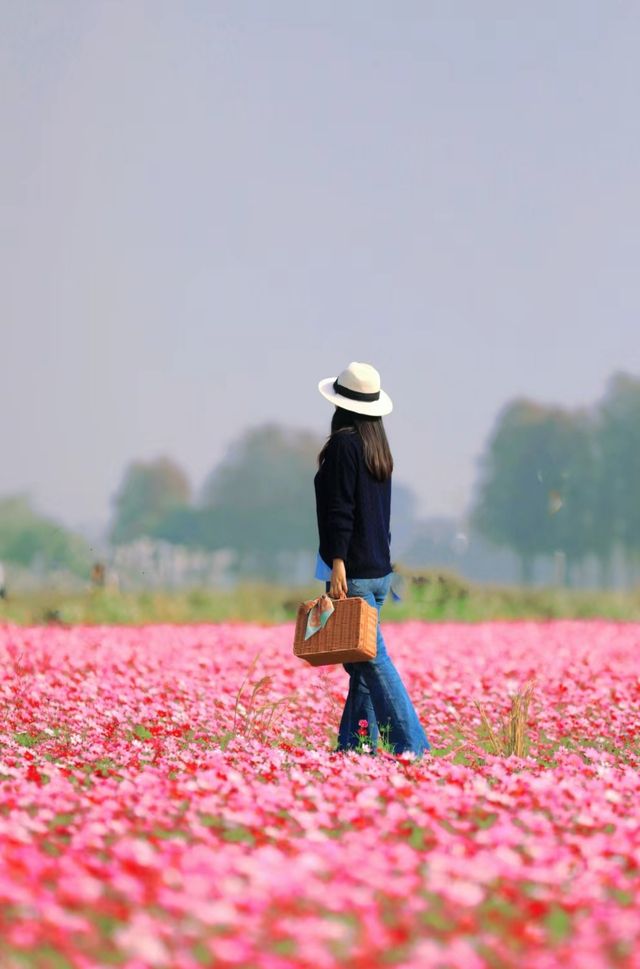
[318,377,393,416]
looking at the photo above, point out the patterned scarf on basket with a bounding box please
[304,593,335,640]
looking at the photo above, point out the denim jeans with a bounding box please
[328,573,430,756]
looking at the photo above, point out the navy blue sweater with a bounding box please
[314,429,392,579]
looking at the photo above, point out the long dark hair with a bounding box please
[318,407,393,482]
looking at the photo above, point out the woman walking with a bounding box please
[314,361,430,757]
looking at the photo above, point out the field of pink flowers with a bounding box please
[1,619,640,969]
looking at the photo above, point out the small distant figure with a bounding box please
[91,561,106,588]
[0,561,6,600]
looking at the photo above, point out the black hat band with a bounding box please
[333,379,381,402]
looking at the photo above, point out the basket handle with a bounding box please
[303,594,354,612]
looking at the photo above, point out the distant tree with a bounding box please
[110,457,191,546]
[549,409,599,586]
[151,506,204,546]
[0,495,91,575]
[199,424,323,578]
[471,400,596,584]
[593,372,640,586]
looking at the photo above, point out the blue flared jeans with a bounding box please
[329,573,430,756]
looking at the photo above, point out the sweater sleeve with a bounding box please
[322,433,359,561]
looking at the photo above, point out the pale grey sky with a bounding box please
[2,1,639,531]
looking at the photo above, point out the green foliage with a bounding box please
[14,732,43,748]
[110,457,191,545]
[150,505,205,545]
[0,495,91,575]
[544,905,572,944]
[594,372,640,579]
[472,401,594,581]
[198,423,324,576]
[471,374,640,585]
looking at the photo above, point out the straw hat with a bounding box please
[318,361,393,417]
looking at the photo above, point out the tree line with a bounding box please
[471,371,640,585]
[109,370,640,587]
[0,495,91,577]
[1,370,638,587]
[110,426,323,580]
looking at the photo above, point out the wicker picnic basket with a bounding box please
[293,596,378,667]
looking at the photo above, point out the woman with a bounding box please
[314,361,430,757]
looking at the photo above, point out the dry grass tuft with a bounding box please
[474,679,536,757]
[232,652,298,740]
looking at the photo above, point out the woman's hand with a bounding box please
[330,559,348,599]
